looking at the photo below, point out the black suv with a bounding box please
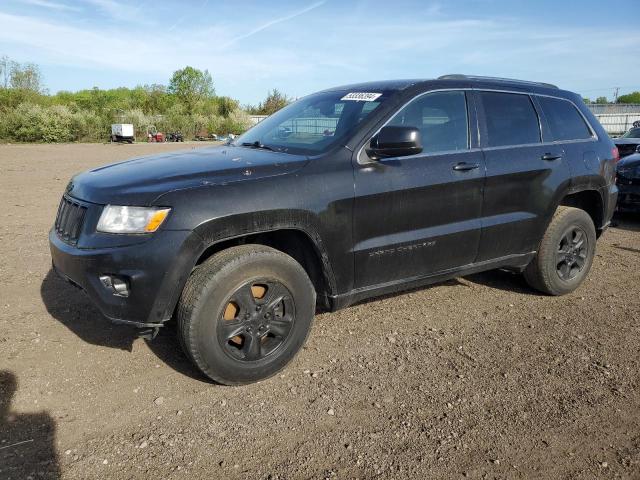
[50,75,619,384]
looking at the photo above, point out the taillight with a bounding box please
[612,147,620,163]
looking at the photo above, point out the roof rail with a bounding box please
[437,74,558,89]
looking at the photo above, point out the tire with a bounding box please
[177,245,316,385]
[524,206,596,295]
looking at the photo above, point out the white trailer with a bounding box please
[111,124,135,143]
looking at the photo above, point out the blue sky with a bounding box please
[1,0,639,104]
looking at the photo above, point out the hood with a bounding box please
[618,153,640,168]
[614,138,640,145]
[67,146,309,205]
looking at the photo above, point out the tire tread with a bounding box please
[177,244,314,385]
[524,206,596,295]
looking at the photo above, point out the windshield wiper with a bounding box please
[240,141,275,151]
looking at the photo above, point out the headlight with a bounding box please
[97,205,171,234]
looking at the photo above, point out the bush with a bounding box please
[0,62,269,142]
[220,109,252,135]
[120,109,154,138]
[72,110,108,142]
[3,103,74,142]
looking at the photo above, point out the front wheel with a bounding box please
[177,245,316,385]
[524,206,596,295]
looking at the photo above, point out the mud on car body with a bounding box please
[50,75,618,384]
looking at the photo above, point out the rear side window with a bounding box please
[479,92,541,147]
[387,91,469,154]
[538,96,592,141]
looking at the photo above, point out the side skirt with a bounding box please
[328,252,536,311]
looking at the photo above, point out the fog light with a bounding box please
[99,275,130,297]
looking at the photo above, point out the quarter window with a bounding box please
[538,96,592,141]
[479,92,541,147]
[387,91,469,154]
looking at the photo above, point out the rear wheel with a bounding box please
[524,206,596,295]
[177,245,316,385]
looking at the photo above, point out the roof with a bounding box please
[436,74,558,89]
[321,79,424,93]
[322,75,563,96]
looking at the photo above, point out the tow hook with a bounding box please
[138,326,160,340]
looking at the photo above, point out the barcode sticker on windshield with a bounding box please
[341,92,382,102]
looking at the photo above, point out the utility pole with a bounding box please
[613,87,620,103]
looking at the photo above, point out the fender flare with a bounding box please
[192,210,338,293]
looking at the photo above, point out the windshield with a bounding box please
[233,90,393,155]
[622,127,640,139]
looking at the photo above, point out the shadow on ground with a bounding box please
[0,371,60,480]
[40,269,207,382]
[353,269,538,309]
[464,268,539,295]
[611,212,640,232]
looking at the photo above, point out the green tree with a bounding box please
[168,66,214,112]
[617,91,640,104]
[216,96,239,117]
[595,96,609,104]
[251,89,291,115]
[0,58,261,143]
[9,62,43,92]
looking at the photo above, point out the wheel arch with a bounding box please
[558,187,605,236]
[192,217,337,311]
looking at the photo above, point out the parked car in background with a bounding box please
[613,127,640,158]
[616,152,640,212]
[50,75,618,385]
[194,133,219,141]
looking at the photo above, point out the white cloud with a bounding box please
[219,1,326,48]
[18,0,80,11]
[0,2,639,102]
[82,0,143,22]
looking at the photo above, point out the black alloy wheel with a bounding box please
[217,280,295,362]
[555,226,588,281]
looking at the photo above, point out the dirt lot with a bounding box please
[0,142,639,480]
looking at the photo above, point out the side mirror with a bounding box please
[366,126,423,160]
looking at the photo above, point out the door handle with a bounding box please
[541,153,562,161]
[452,162,480,171]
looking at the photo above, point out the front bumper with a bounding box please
[49,228,203,327]
[616,182,640,212]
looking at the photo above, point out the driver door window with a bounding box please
[387,91,469,154]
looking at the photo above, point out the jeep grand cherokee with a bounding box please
[50,75,619,384]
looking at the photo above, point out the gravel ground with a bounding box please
[0,143,639,479]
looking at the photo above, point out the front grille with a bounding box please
[55,196,87,245]
[617,166,640,186]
